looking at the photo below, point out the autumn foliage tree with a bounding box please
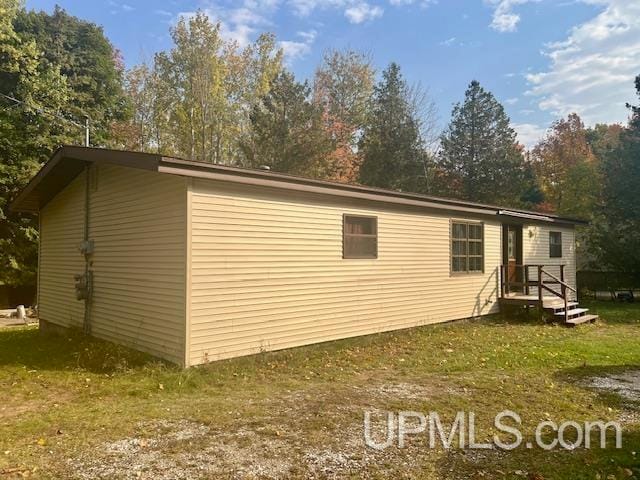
[530,113,599,218]
[124,12,284,164]
[313,49,375,182]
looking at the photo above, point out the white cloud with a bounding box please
[504,97,518,105]
[154,9,173,17]
[513,122,548,149]
[389,0,437,6]
[287,0,384,22]
[344,2,384,23]
[177,2,276,48]
[439,36,457,46]
[526,0,640,126]
[279,30,317,63]
[486,0,540,32]
[288,0,345,17]
[108,0,135,14]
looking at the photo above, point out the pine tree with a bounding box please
[436,80,531,205]
[240,71,331,177]
[358,63,426,192]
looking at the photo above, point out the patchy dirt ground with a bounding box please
[2,303,639,480]
[68,382,453,479]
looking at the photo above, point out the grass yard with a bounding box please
[0,301,639,479]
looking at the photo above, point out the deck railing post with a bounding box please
[500,265,505,298]
[524,265,530,296]
[537,265,544,320]
[505,264,510,295]
[562,283,568,324]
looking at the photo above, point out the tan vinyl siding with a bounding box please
[39,174,86,328]
[88,165,187,365]
[522,224,577,300]
[187,179,502,366]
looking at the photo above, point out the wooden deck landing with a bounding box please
[500,294,573,308]
[499,293,598,326]
[499,264,598,326]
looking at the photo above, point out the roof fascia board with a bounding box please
[158,164,497,218]
[10,147,69,213]
[498,209,587,226]
[161,157,503,212]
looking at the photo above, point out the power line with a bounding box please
[0,92,90,146]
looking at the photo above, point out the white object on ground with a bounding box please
[16,305,26,322]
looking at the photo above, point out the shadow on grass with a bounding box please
[480,306,547,327]
[492,299,640,328]
[436,427,640,480]
[0,326,170,374]
[435,360,640,479]
[581,300,640,324]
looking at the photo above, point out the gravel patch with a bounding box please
[587,370,640,402]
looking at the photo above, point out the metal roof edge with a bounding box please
[11,146,590,226]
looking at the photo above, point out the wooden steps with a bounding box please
[551,306,598,326]
[554,307,589,319]
[566,314,599,326]
[499,294,598,326]
[545,301,578,312]
[499,264,597,327]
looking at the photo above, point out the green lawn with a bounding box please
[0,301,639,479]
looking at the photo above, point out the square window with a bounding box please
[343,215,377,259]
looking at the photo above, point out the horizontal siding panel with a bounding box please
[39,174,85,328]
[88,165,187,365]
[188,179,501,366]
[522,225,577,300]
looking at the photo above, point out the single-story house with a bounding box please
[12,146,592,367]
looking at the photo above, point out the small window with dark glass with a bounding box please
[549,231,562,258]
[451,221,484,273]
[343,215,377,259]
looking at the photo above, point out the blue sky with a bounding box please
[25,0,640,148]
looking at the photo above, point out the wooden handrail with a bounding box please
[539,268,576,293]
[499,263,574,322]
[539,283,565,298]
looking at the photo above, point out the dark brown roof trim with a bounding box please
[11,146,588,226]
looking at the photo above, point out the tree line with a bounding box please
[1,2,639,287]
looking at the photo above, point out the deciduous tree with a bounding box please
[14,5,129,145]
[530,113,599,218]
[0,0,71,286]
[313,49,374,182]
[128,12,284,164]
